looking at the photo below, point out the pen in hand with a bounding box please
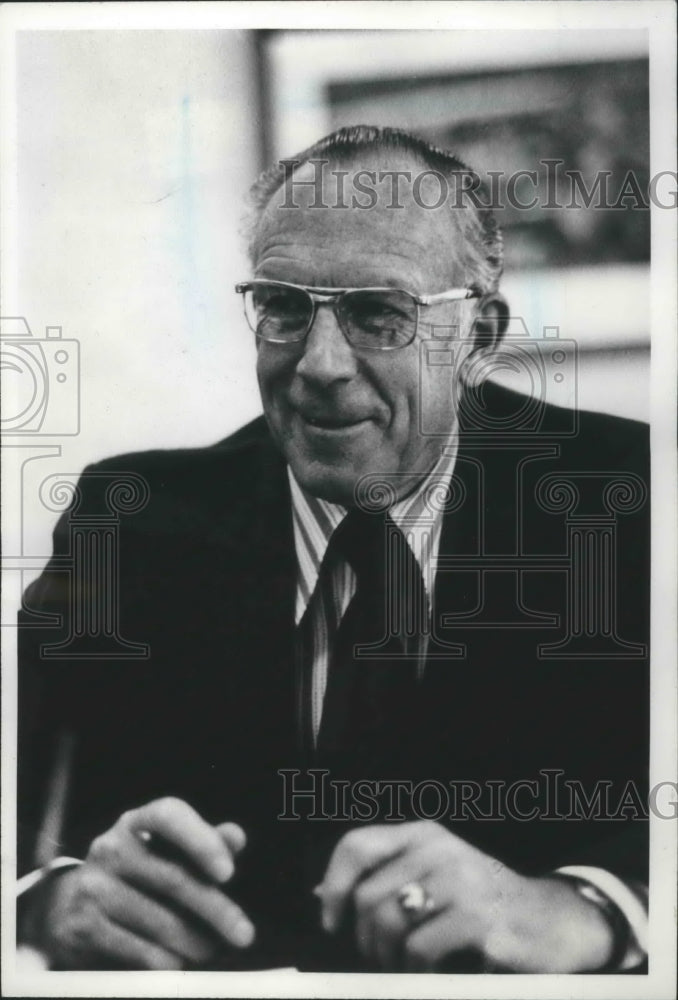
[135,820,255,959]
[136,822,245,884]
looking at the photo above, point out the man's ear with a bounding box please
[458,293,509,389]
[470,293,509,352]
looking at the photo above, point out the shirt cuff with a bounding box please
[555,865,647,970]
[17,857,82,897]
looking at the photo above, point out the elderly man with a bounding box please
[18,126,649,973]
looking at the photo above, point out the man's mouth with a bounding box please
[299,412,370,431]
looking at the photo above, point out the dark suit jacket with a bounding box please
[18,382,650,970]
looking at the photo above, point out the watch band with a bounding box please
[557,874,632,972]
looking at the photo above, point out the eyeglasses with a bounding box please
[234,279,480,351]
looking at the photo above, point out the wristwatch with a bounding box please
[557,874,631,972]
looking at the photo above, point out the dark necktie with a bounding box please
[314,509,427,769]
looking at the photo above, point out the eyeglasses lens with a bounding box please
[340,289,417,349]
[246,285,313,342]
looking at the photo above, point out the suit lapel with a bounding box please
[219,430,300,762]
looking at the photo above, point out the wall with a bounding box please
[11,30,261,569]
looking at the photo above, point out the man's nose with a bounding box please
[295,303,358,384]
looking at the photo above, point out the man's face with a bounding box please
[253,157,480,506]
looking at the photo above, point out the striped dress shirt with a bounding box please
[289,439,459,743]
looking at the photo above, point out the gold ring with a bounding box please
[397,881,435,919]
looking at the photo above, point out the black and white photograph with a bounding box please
[1,3,676,997]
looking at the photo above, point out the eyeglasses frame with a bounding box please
[235,279,481,351]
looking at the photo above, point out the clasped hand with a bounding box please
[37,797,255,969]
[317,820,616,972]
[34,804,614,971]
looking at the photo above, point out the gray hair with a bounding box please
[246,124,504,295]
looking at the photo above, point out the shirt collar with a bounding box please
[289,437,459,624]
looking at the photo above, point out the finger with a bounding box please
[87,911,184,970]
[353,844,441,917]
[109,830,255,949]
[215,822,247,857]
[358,894,407,970]
[97,867,221,965]
[126,798,234,884]
[320,823,428,933]
[354,847,447,970]
[403,911,480,972]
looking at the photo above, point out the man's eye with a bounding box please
[256,292,307,324]
[351,298,408,328]
[257,293,296,313]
